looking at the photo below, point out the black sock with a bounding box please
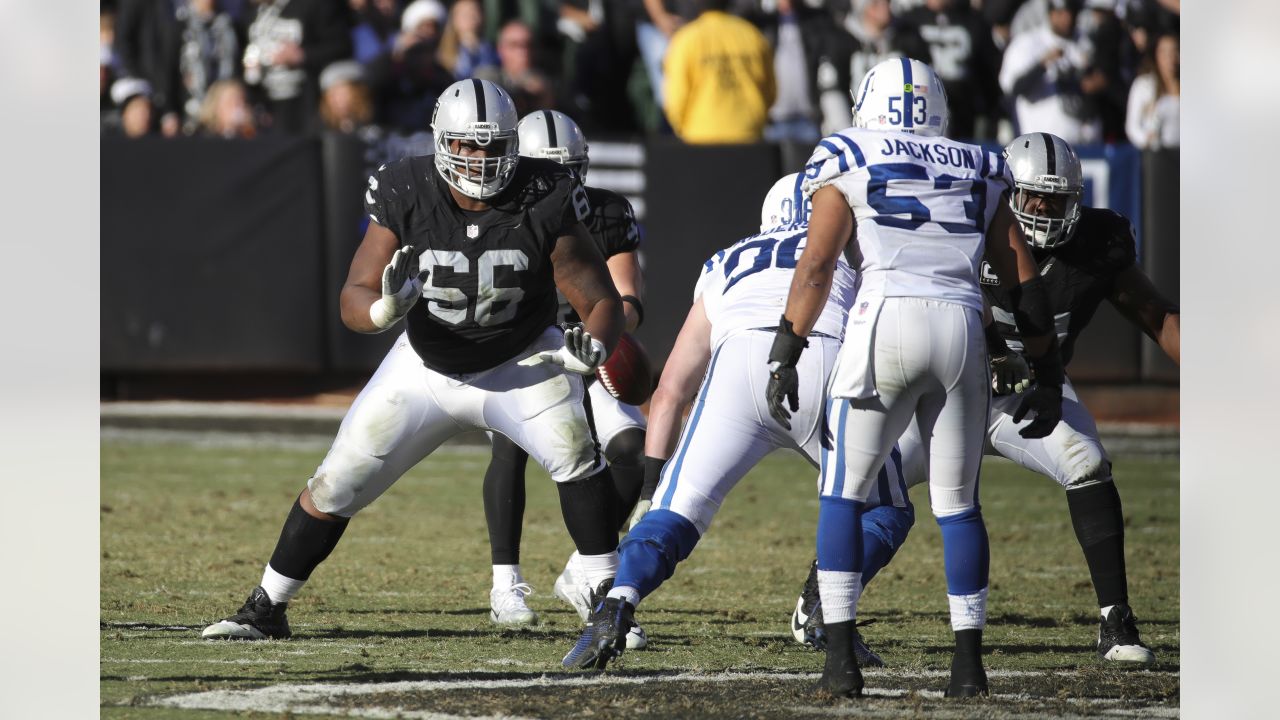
[604,428,646,530]
[557,467,619,555]
[1066,480,1128,608]
[954,628,983,658]
[268,495,350,581]
[483,434,528,565]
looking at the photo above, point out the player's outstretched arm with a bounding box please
[782,185,853,337]
[607,251,645,333]
[341,221,415,334]
[553,222,624,356]
[646,298,713,461]
[984,200,1065,439]
[1108,265,1180,365]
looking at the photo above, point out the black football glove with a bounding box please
[1013,348,1065,439]
[766,316,808,431]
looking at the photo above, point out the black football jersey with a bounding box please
[364,155,591,373]
[980,207,1137,366]
[556,186,641,324]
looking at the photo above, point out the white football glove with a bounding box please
[627,499,651,531]
[369,245,428,330]
[520,325,608,375]
[990,350,1032,396]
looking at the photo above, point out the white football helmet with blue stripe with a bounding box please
[760,172,811,232]
[851,57,949,138]
[432,78,520,199]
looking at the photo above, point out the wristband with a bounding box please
[1028,339,1065,388]
[984,321,1010,356]
[620,295,645,328]
[641,456,666,501]
[369,297,405,330]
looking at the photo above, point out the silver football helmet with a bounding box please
[1003,132,1084,248]
[431,79,520,199]
[517,110,590,182]
[760,172,810,232]
[851,57,949,138]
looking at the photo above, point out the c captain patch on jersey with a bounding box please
[363,154,590,374]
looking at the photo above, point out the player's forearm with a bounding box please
[580,296,624,355]
[340,284,384,334]
[783,255,836,337]
[643,385,687,460]
[607,253,644,333]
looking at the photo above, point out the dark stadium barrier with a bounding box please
[635,139,782,367]
[101,136,326,372]
[1140,149,1180,383]
[100,136,1177,388]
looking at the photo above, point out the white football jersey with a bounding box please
[693,226,856,350]
[804,128,1012,312]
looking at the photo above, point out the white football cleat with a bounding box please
[490,582,538,626]
[553,557,593,621]
[625,623,648,650]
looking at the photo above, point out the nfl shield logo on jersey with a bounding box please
[466,224,480,239]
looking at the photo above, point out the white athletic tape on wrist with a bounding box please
[368,298,405,330]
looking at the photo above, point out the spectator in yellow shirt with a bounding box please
[662,0,776,144]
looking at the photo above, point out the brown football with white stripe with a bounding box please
[596,333,653,406]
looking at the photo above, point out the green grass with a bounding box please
[101,435,1178,718]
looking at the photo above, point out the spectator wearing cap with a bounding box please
[438,0,500,80]
[999,0,1103,144]
[319,60,378,133]
[107,78,157,138]
[661,0,775,144]
[197,78,259,138]
[241,0,354,134]
[1125,31,1177,149]
[898,0,1004,141]
[366,0,456,131]
[475,20,556,116]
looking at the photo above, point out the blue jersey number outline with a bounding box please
[721,231,805,292]
[865,163,987,234]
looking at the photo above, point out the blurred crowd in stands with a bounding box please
[100,0,1179,148]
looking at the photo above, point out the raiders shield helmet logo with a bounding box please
[466,224,480,239]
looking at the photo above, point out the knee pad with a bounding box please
[1059,441,1110,489]
[605,427,645,467]
[617,509,701,583]
[307,443,383,516]
[861,503,916,552]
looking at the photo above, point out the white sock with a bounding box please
[260,564,306,604]
[1100,604,1115,619]
[607,585,642,609]
[577,551,619,590]
[492,564,523,588]
[948,587,989,631]
[817,570,862,624]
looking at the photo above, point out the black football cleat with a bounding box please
[852,625,886,668]
[201,586,291,640]
[1097,604,1156,663]
[792,559,822,646]
[818,620,864,698]
[944,652,989,698]
[562,595,635,670]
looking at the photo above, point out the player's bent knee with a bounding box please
[604,428,645,467]
[307,444,385,516]
[619,509,701,577]
[862,504,916,551]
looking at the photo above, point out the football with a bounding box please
[596,332,654,406]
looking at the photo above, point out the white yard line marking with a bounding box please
[149,668,1179,719]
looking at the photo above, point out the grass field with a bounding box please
[101,431,1179,719]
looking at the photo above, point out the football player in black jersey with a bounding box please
[979,132,1179,662]
[201,79,627,641]
[477,110,650,645]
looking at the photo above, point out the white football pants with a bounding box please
[307,328,605,517]
[653,331,839,534]
[828,297,987,517]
